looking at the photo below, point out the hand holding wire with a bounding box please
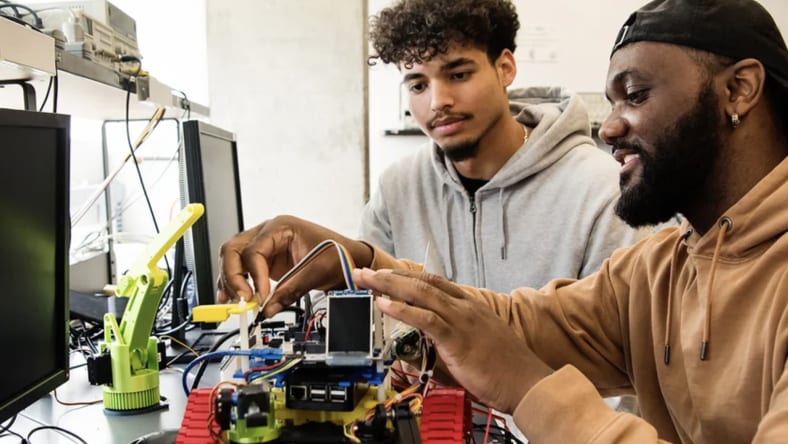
[353,267,553,414]
[216,215,374,317]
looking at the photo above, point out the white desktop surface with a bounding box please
[1,364,188,444]
[0,311,288,443]
[0,336,231,444]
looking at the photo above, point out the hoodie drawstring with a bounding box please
[440,184,456,281]
[700,216,733,361]
[664,228,693,365]
[498,189,508,260]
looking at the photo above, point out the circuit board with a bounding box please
[177,289,473,443]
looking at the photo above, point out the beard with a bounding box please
[614,83,725,227]
[439,138,481,162]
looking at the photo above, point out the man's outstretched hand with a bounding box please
[217,215,373,317]
[353,267,552,414]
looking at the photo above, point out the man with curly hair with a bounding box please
[361,0,646,296]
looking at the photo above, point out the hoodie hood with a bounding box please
[430,93,597,192]
[663,155,788,364]
[426,93,599,277]
[360,87,642,294]
[684,155,788,258]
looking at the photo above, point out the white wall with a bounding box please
[512,0,787,91]
[368,0,788,189]
[206,0,368,237]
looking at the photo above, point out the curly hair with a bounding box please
[369,0,519,68]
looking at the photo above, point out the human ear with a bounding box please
[722,58,766,121]
[496,49,517,88]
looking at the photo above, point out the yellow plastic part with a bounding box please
[117,203,205,295]
[192,301,258,323]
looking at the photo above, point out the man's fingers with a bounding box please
[241,243,273,302]
[391,269,470,300]
[352,268,462,315]
[262,300,284,318]
[219,233,259,302]
[216,275,234,303]
[266,279,312,314]
[375,297,451,341]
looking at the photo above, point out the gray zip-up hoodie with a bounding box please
[360,95,647,293]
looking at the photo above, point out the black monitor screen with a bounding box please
[181,121,243,308]
[327,296,372,354]
[0,109,70,423]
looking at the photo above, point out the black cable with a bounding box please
[0,3,42,28]
[154,278,176,318]
[0,0,20,17]
[176,270,193,307]
[153,271,192,335]
[155,315,191,337]
[37,76,53,112]
[78,320,99,354]
[0,415,16,435]
[52,73,58,113]
[0,414,26,443]
[165,349,191,367]
[0,12,37,31]
[471,424,526,444]
[152,278,177,334]
[0,430,27,444]
[123,57,171,277]
[174,89,190,120]
[282,305,306,315]
[190,328,241,391]
[168,247,189,340]
[27,425,88,444]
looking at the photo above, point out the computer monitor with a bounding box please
[180,120,244,309]
[0,108,70,423]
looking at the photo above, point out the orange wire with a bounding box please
[53,389,102,406]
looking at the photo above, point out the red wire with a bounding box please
[471,407,510,431]
[483,407,493,444]
[243,357,287,378]
[304,312,325,340]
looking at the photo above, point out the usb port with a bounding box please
[330,387,347,403]
[309,386,326,401]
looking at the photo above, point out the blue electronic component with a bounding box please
[329,289,373,297]
[182,348,283,395]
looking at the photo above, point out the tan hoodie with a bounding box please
[371,156,788,443]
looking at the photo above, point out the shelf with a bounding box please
[0,14,207,120]
[55,49,209,121]
[0,16,55,81]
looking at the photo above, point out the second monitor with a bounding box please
[180,120,244,310]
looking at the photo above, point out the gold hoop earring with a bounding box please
[731,113,741,128]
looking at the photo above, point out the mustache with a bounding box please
[611,141,645,155]
[428,112,472,129]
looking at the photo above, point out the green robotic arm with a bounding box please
[89,203,204,414]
